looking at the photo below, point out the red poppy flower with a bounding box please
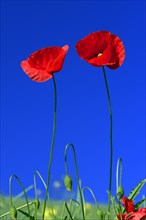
[117,197,146,220]
[75,31,125,69]
[20,45,69,82]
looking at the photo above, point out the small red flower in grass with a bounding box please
[20,45,69,82]
[76,31,125,69]
[117,196,146,220]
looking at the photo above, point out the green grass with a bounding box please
[0,196,108,220]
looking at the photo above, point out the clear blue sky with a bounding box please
[1,0,145,203]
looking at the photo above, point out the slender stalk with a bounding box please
[116,158,122,191]
[34,170,54,217]
[102,66,113,218]
[65,202,74,220]
[42,74,57,220]
[82,187,98,216]
[64,143,85,220]
[82,187,98,207]
[9,175,31,220]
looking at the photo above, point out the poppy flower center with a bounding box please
[97,52,103,57]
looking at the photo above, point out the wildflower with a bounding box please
[117,196,146,220]
[44,208,57,220]
[85,203,92,209]
[76,31,125,69]
[20,45,69,82]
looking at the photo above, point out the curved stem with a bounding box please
[42,74,57,220]
[34,171,54,219]
[34,170,47,200]
[64,143,85,220]
[9,175,31,220]
[82,187,98,216]
[102,66,113,217]
[82,187,98,207]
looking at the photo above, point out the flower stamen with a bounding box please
[97,52,103,57]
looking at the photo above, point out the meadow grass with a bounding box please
[0,195,108,220]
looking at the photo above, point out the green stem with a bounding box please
[82,187,98,216]
[65,202,74,220]
[9,175,31,220]
[102,66,113,218]
[34,171,55,218]
[64,143,85,220]
[116,158,122,191]
[82,187,98,207]
[42,74,57,220]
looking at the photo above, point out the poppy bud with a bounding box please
[96,209,103,220]
[117,186,124,200]
[10,206,17,220]
[34,198,40,210]
[64,175,72,192]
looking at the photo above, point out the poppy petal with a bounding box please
[137,208,146,214]
[127,211,146,220]
[76,31,125,69]
[46,45,69,72]
[76,31,111,61]
[20,45,69,82]
[20,60,52,82]
[88,43,116,67]
[117,214,126,220]
[121,197,135,213]
[107,34,125,69]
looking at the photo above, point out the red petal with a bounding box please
[76,31,125,69]
[20,45,69,82]
[88,43,116,67]
[127,211,146,220]
[137,208,146,214]
[117,214,126,220]
[46,45,69,72]
[28,45,68,72]
[107,34,125,69]
[76,31,111,61]
[121,197,135,213]
[20,60,52,82]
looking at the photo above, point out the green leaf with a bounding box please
[107,191,118,216]
[18,209,34,219]
[134,198,146,210]
[128,179,146,201]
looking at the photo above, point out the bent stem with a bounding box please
[42,74,57,220]
[64,143,85,220]
[34,171,54,220]
[102,66,113,218]
[9,175,31,220]
[82,187,98,216]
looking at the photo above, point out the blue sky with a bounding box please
[1,0,145,203]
